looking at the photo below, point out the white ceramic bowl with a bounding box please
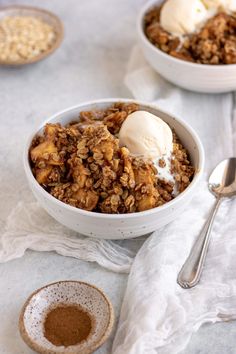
[137,0,236,93]
[23,98,204,240]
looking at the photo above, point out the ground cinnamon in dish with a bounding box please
[44,305,92,347]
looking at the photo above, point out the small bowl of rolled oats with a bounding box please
[138,0,236,93]
[0,5,63,66]
[23,99,204,239]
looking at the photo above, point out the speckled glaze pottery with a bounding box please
[23,98,204,239]
[19,280,114,354]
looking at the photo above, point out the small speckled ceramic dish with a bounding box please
[0,5,63,66]
[19,281,114,354]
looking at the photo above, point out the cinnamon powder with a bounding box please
[44,305,92,347]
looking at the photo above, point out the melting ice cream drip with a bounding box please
[119,110,180,196]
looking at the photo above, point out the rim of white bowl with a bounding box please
[137,0,236,70]
[23,98,205,220]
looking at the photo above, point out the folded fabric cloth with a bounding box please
[112,46,236,354]
[0,201,136,273]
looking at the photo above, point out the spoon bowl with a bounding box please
[209,158,236,198]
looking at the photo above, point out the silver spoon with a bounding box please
[177,157,236,289]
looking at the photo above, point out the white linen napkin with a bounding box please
[112,46,236,354]
[0,201,136,273]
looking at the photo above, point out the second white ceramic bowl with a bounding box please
[137,0,236,93]
[23,98,204,239]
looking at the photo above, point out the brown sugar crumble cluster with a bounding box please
[144,5,236,64]
[29,103,194,214]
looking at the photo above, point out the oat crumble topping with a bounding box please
[29,103,194,213]
[144,4,236,64]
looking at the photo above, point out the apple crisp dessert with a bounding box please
[144,5,236,64]
[29,103,194,213]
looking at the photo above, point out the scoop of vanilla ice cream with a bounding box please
[160,0,209,35]
[119,111,173,158]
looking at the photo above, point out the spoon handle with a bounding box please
[177,197,222,289]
